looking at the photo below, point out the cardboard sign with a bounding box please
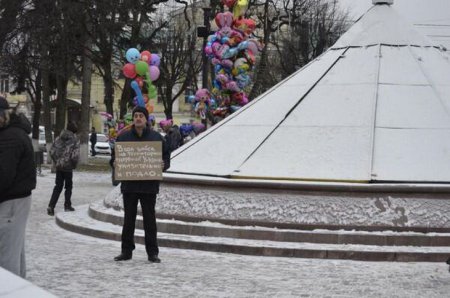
[114,141,162,181]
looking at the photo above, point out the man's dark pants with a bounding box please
[121,193,158,256]
[91,143,96,156]
[49,170,73,208]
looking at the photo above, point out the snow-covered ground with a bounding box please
[22,166,450,297]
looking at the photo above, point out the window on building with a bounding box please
[1,75,9,93]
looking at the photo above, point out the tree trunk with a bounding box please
[103,64,114,115]
[164,102,173,120]
[54,76,67,138]
[249,45,269,100]
[31,71,42,139]
[80,19,93,165]
[40,46,53,164]
[120,78,131,118]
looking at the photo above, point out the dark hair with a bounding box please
[132,106,149,120]
[67,121,78,133]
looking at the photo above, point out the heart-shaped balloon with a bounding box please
[215,12,234,28]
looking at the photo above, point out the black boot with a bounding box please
[65,206,75,212]
[114,253,132,261]
[148,255,161,263]
[47,207,54,216]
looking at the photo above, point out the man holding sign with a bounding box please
[113,106,170,263]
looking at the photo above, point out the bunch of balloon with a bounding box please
[192,89,212,123]
[204,0,263,115]
[122,48,161,124]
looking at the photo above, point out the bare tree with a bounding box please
[247,0,349,99]
[154,20,203,119]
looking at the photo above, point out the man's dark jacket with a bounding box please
[0,113,36,202]
[89,131,97,144]
[115,125,170,194]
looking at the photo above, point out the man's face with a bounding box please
[162,124,171,133]
[133,112,147,129]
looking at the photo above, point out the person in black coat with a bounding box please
[89,127,97,156]
[0,97,36,277]
[113,106,170,263]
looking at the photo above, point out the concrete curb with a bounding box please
[55,204,450,262]
[89,201,450,247]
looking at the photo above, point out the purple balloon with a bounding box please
[149,65,160,81]
[149,54,160,66]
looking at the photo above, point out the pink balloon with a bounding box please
[149,65,160,81]
[140,50,151,62]
[122,63,136,79]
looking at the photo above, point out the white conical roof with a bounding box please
[168,3,450,183]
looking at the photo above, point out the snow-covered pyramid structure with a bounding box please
[168,1,450,183]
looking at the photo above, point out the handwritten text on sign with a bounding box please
[115,141,162,181]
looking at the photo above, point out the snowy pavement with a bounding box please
[24,167,450,297]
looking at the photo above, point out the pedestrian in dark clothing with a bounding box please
[90,127,97,156]
[47,121,80,216]
[159,119,182,153]
[113,106,170,263]
[0,96,36,278]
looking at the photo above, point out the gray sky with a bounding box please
[339,0,450,48]
[339,0,450,23]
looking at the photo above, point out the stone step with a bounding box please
[89,201,450,247]
[55,204,450,262]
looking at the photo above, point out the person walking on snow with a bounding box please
[90,126,97,156]
[113,106,170,263]
[0,96,36,278]
[47,121,80,216]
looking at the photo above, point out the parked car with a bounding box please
[38,126,53,152]
[39,131,46,151]
[89,133,112,155]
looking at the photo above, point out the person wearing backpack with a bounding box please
[47,121,80,216]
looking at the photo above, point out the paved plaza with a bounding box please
[22,163,450,297]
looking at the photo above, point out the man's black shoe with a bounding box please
[114,253,132,261]
[64,206,75,212]
[47,207,54,216]
[148,255,161,263]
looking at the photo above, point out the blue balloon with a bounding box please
[237,41,249,51]
[213,80,221,90]
[222,47,238,59]
[130,80,145,107]
[126,48,140,64]
[214,64,222,74]
[207,34,217,43]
